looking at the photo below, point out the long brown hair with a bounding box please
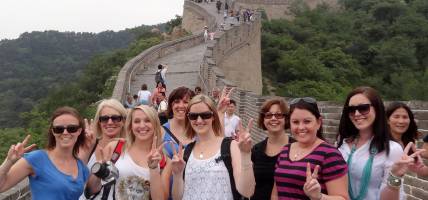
[185,94,223,138]
[46,106,86,158]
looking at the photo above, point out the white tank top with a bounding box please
[111,151,151,200]
[182,150,234,200]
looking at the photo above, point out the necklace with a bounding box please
[199,151,204,159]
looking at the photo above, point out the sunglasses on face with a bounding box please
[52,125,80,134]
[187,111,214,120]
[347,104,371,116]
[289,97,317,106]
[99,115,123,123]
[263,112,286,119]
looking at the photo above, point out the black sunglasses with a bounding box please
[52,125,80,134]
[289,97,317,106]
[99,115,123,123]
[347,104,371,116]
[263,112,286,119]
[187,111,214,120]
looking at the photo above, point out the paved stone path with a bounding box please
[130,1,239,96]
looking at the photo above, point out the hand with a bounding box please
[303,162,322,200]
[217,87,233,113]
[391,142,425,177]
[407,142,427,174]
[147,136,165,169]
[236,119,253,153]
[170,142,186,175]
[82,118,97,153]
[6,135,36,164]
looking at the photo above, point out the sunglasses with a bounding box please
[52,125,80,134]
[347,104,371,116]
[263,112,286,119]
[187,111,214,120]
[99,115,123,123]
[289,97,317,106]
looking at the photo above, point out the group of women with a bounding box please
[0,86,427,200]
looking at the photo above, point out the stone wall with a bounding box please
[199,12,263,94]
[111,1,217,103]
[234,0,338,20]
[0,179,30,200]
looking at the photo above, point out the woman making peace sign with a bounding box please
[170,94,255,200]
[272,97,349,200]
[0,107,89,200]
[88,105,165,200]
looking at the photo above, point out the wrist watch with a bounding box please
[387,172,402,189]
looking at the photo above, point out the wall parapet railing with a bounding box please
[111,0,217,103]
[199,10,262,93]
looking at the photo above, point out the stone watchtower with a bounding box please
[234,0,338,20]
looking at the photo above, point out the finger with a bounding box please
[22,135,31,146]
[85,118,89,130]
[312,165,319,179]
[170,142,177,156]
[157,142,166,153]
[409,149,425,158]
[15,143,22,151]
[246,118,254,133]
[178,142,183,157]
[403,142,413,155]
[152,136,158,150]
[306,162,312,182]
[225,87,234,98]
[24,144,37,152]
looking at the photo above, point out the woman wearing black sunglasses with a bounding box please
[250,98,293,200]
[78,98,127,200]
[337,86,423,200]
[0,107,89,199]
[171,94,255,199]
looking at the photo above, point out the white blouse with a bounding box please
[339,139,404,200]
[183,150,234,200]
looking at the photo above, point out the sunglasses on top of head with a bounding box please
[289,97,317,106]
[347,104,371,116]
[52,125,80,134]
[99,115,124,123]
[263,112,286,119]
[187,111,214,120]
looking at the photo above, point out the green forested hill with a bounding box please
[0,28,150,128]
[262,0,428,101]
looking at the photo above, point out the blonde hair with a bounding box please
[185,94,223,138]
[125,105,162,149]
[93,99,127,139]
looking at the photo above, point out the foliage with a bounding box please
[262,0,428,100]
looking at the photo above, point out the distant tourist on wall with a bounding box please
[224,99,240,138]
[216,0,222,14]
[155,64,168,85]
[194,86,202,95]
[138,84,152,105]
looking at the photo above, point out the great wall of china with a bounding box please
[1,1,427,199]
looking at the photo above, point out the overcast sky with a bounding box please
[0,0,185,40]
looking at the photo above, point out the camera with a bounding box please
[91,161,119,185]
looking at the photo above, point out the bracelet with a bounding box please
[148,164,159,170]
[387,171,402,189]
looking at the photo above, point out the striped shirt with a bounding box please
[274,142,348,199]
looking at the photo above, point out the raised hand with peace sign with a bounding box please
[236,118,253,153]
[303,162,322,200]
[391,142,426,177]
[5,135,36,165]
[147,136,165,170]
[217,87,234,114]
[170,142,185,175]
